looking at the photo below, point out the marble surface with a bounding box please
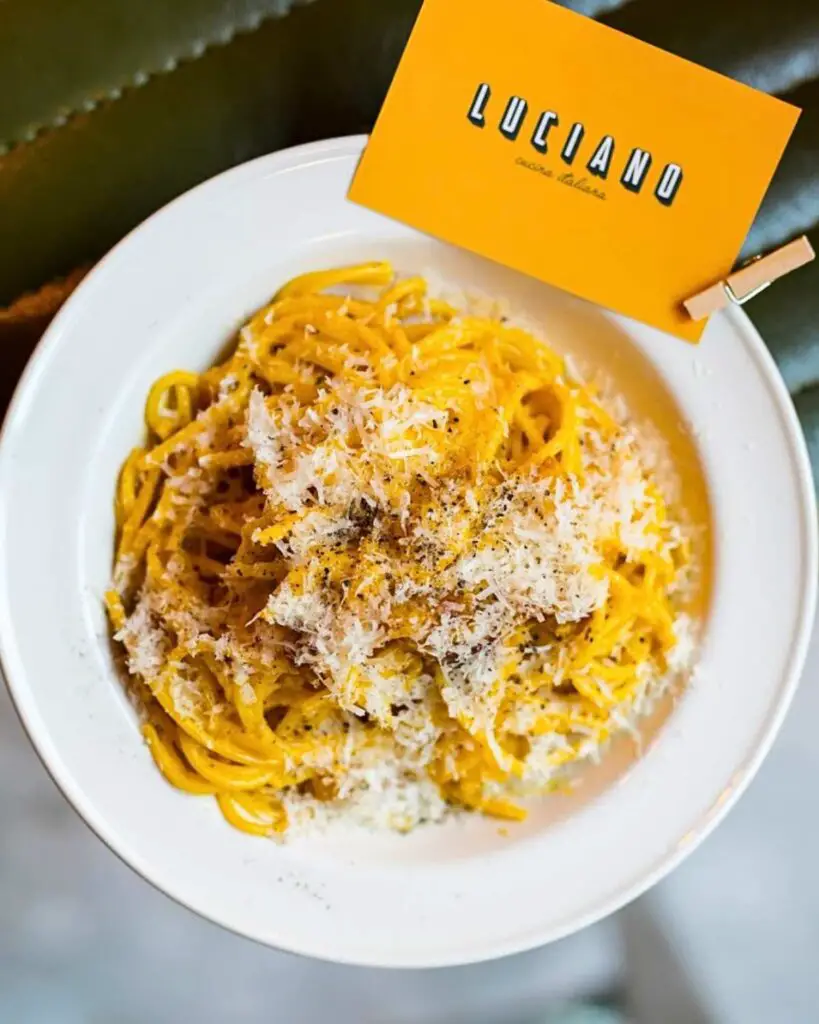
[1,617,817,1024]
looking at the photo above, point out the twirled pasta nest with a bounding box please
[106,263,696,837]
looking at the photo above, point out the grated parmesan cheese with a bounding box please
[111,268,702,838]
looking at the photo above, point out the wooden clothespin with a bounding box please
[683,235,815,321]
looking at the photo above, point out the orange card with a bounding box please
[348,0,800,341]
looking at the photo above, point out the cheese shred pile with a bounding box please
[106,262,696,837]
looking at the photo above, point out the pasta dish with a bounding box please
[106,262,696,837]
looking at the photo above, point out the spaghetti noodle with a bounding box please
[106,262,695,836]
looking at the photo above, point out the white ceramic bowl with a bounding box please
[0,136,815,967]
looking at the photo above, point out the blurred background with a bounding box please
[1,1,818,1021]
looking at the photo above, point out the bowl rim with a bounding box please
[0,135,816,967]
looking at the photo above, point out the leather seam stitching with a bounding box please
[0,0,312,157]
